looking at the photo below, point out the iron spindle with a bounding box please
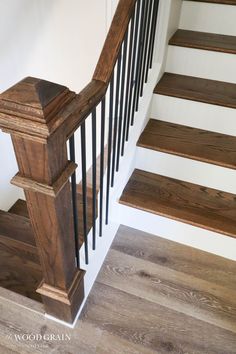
[133,0,147,112]
[136,0,149,103]
[92,108,97,250]
[126,0,141,138]
[81,122,89,264]
[145,0,155,83]
[111,52,122,187]
[99,97,106,237]
[121,14,135,157]
[69,135,80,268]
[140,0,152,93]
[116,31,128,172]
[105,74,114,224]
[149,0,160,69]
[131,0,145,125]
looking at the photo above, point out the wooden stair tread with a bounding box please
[138,119,236,169]
[169,29,236,54]
[120,169,236,238]
[154,73,236,109]
[187,0,236,4]
[0,210,42,302]
[8,199,29,218]
[0,209,35,247]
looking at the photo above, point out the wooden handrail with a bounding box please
[0,0,137,140]
[93,0,137,84]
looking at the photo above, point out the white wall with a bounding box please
[0,0,111,210]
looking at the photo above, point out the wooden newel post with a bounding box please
[0,77,85,324]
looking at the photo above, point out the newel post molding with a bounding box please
[0,77,85,324]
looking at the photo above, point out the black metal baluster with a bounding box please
[121,14,135,157]
[99,97,106,237]
[116,31,128,172]
[80,122,89,264]
[145,0,155,83]
[105,74,114,224]
[136,0,149,103]
[92,108,97,250]
[69,135,80,268]
[131,0,145,126]
[111,52,122,187]
[126,0,141,140]
[140,0,152,94]
[148,0,159,69]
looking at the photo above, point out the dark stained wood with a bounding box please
[169,29,236,54]
[0,210,35,247]
[154,73,236,109]
[0,78,85,324]
[0,210,42,301]
[0,77,75,123]
[113,225,236,291]
[120,169,236,238]
[8,198,29,218]
[9,195,96,249]
[138,119,236,169]
[0,245,42,302]
[93,0,136,83]
[188,0,236,4]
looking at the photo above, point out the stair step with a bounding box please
[9,199,29,218]
[0,209,35,247]
[187,0,236,4]
[154,73,236,109]
[0,210,42,301]
[120,169,236,238]
[169,29,236,54]
[138,119,236,169]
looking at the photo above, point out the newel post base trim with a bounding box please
[37,270,85,324]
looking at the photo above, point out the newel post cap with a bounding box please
[0,77,75,138]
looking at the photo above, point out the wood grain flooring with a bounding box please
[154,73,236,109]
[120,169,236,238]
[138,119,236,169]
[1,225,235,353]
[169,29,236,54]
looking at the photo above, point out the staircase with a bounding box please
[0,0,235,328]
[119,0,236,260]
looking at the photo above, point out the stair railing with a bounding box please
[0,0,159,324]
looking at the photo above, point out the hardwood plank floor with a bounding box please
[138,119,236,169]
[0,225,235,353]
[169,29,236,54]
[154,73,236,109]
[120,169,236,238]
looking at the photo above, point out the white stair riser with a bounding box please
[135,147,236,194]
[151,94,236,136]
[180,1,236,36]
[166,46,236,84]
[114,203,236,261]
